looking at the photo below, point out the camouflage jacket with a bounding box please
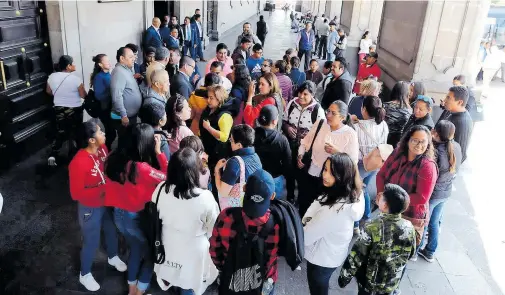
[338,213,416,294]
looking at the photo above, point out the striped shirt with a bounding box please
[353,119,389,160]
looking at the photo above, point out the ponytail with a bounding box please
[362,95,385,125]
[343,113,352,126]
[447,140,457,173]
[90,54,106,88]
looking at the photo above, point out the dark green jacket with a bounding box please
[338,213,416,294]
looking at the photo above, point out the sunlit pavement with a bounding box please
[0,9,503,295]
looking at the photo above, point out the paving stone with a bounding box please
[406,269,454,295]
[446,273,497,295]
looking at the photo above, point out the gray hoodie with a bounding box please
[111,63,142,118]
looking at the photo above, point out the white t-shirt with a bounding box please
[47,72,83,108]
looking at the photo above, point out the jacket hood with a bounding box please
[338,70,353,84]
[255,127,282,145]
[220,96,239,117]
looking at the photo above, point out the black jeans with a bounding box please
[98,109,116,151]
[318,35,328,59]
[297,169,321,218]
[258,34,266,46]
[50,106,83,158]
[298,49,312,71]
[306,261,337,295]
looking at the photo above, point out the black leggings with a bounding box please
[297,170,321,218]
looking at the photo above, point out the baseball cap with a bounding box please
[416,94,434,107]
[243,169,275,219]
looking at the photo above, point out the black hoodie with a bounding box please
[254,127,292,178]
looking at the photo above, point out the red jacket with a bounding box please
[353,62,381,94]
[104,153,168,212]
[243,96,276,127]
[69,146,109,208]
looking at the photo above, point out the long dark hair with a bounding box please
[390,81,410,108]
[233,64,251,91]
[164,148,201,199]
[361,31,369,40]
[179,136,207,175]
[320,153,362,206]
[76,119,99,149]
[434,120,457,173]
[397,124,435,160]
[330,100,352,126]
[165,93,186,141]
[90,54,106,88]
[105,123,160,185]
[409,81,426,104]
[362,96,386,124]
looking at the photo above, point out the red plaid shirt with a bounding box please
[209,208,280,282]
[376,149,438,219]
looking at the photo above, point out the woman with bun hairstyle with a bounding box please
[90,54,114,150]
[254,105,292,200]
[69,120,127,292]
[46,55,87,166]
[351,96,389,232]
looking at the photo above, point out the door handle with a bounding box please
[0,60,7,90]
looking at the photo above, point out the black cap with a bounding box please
[257,105,278,126]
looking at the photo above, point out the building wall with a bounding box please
[46,0,154,89]
[217,0,264,35]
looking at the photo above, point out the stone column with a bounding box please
[378,0,490,102]
[339,0,384,75]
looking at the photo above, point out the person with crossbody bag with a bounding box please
[351,96,392,232]
[47,55,87,166]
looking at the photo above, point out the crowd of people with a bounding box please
[45,8,476,295]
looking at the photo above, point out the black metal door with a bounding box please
[0,0,53,168]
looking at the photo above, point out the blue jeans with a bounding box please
[273,175,286,200]
[306,261,337,295]
[113,208,153,292]
[420,198,447,254]
[327,53,335,61]
[180,289,195,295]
[354,161,376,227]
[78,204,119,275]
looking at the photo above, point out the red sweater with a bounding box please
[104,153,168,212]
[243,96,276,127]
[69,146,109,208]
[353,63,382,94]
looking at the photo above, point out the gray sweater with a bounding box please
[111,63,142,118]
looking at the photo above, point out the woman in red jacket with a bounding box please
[376,124,438,247]
[104,123,168,295]
[69,120,127,292]
[243,72,284,130]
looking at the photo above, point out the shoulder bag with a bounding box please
[301,119,324,171]
[357,122,393,172]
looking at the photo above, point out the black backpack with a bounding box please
[287,100,320,124]
[141,182,166,264]
[83,89,101,118]
[219,208,275,295]
[269,199,304,271]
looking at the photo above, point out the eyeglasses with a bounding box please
[409,138,428,147]
[325,109,338,117]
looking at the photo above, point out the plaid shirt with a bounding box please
[209,208,280,282]
[376,149,438,219]
[338,213,416,293]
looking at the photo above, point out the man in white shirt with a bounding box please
[316,19,330,59]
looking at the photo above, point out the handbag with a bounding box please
[301,119,324,171]
[143,182,166,264]
[357,122,394,172]
[83,88,101,118]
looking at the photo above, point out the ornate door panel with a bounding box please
[0,0,52,168]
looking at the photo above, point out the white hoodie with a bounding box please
[303,192,364,268]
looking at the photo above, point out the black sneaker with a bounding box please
[418,249,434,263]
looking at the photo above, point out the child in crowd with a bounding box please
[138,102,171,160]
[338,183,416,295]
[180,135,211,190]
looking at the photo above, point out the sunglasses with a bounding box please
[416,95,434,107]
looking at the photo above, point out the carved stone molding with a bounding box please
[340,0,354,33]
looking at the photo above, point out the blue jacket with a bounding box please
[144,26,162,49]
[159,26,171,46]
[191,21,202,44]
[181,24,197,44]
[299,29,315,51]
[289,68,306,88]
[170,71,194,99]
[93,71,111,101]
[166,36,180,49]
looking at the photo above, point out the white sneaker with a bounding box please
[47,156,57,166]
[79,273,100,291]
[108,256,127,272]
